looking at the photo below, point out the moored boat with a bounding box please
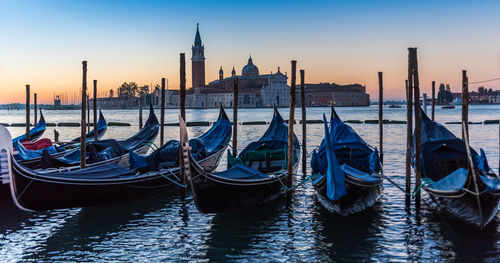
[12,109,47,143]
[184,107,300,213]
[14,106,153,170]
[414,110,500,228]
[311,107,383,216]
[0,106,231,211]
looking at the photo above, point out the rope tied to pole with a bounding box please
[276,172,322,192]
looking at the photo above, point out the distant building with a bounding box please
[296,83,370,106]
[53,95,61,109]
[162,24,370,108]
[192,23,206,89]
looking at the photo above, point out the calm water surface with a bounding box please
[0,105,499,262]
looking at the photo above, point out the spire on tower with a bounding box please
[194,23,202,46]
[231,66,236,77]
[219,66,224,80]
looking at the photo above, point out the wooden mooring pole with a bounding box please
[87,94,90,133]
[462,70,468,141]
[25,85,30,141]
[233,77,239,157]
[80,61,87,169]
[405,79,412,206]
[378,72,384,164]
[93,80,98,141]
[180,53,187,187]
[287,60,297,201]
[300,69,306,176]
[409,48,422,207]
[180,53,186,121]
[34,93,37,125]
[139,95,143,129]
[431,81,435,121]
[160,78,165,146]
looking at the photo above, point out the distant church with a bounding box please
[165,24,369,108]
[179,24,290,108]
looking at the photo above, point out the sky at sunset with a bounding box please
[1,0,500,104]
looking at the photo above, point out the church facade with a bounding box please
[165,24,369,108]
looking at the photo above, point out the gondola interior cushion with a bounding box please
[426,168,468,192]
[129,138,207,172]
[215,164,268,180]
[341,164,381,183]
[14,140,62,161]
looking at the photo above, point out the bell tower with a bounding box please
[191,23,205,88]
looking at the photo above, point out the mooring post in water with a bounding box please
[160,78,166,146]
[179,53,187,186]
[287,60,297,199]
[233,77,239,157]
[405,79,412,206]
[139,95,143,129]
[34,93,37,125]
[93,80,98,141]
[462,70,468,141]
[300,69,306,176]
[423,93,427,115]
[54,129,59,143]
[378,72,384,165]
[25,85,30,141]
[87,94,90,133]
[409,48,422,207]
[431,81,436,121]
[180,53,186,121]
[80,61,87,169]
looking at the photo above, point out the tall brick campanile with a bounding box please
[191,23,205,88]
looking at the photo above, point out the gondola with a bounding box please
[1,106,231,211]
[0,106,160,201]
[413,110,499,228]
[310,107,383,216]
[183,107,300,213]
[12,109,47,143]
[14,106,155,169]
[69,110,108,143]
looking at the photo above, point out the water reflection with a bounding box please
[203,199,286,262]
[312,199,383,261]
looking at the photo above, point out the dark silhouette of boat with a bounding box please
[182,107,300,213]
[310,106,383,216]
[413,110,499,228]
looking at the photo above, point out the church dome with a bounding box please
[242,56,259,77]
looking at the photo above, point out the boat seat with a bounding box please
[426,168,468,192]
[340,164,381,183]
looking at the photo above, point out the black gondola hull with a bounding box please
[9,146,225,211]
[190,173,285,213]
[313,175,382,216]
[424,190,500,228]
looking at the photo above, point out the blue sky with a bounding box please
[1,0,499,103]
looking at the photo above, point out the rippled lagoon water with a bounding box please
[0,105,499,262]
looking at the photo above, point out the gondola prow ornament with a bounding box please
[0,125,13,185]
